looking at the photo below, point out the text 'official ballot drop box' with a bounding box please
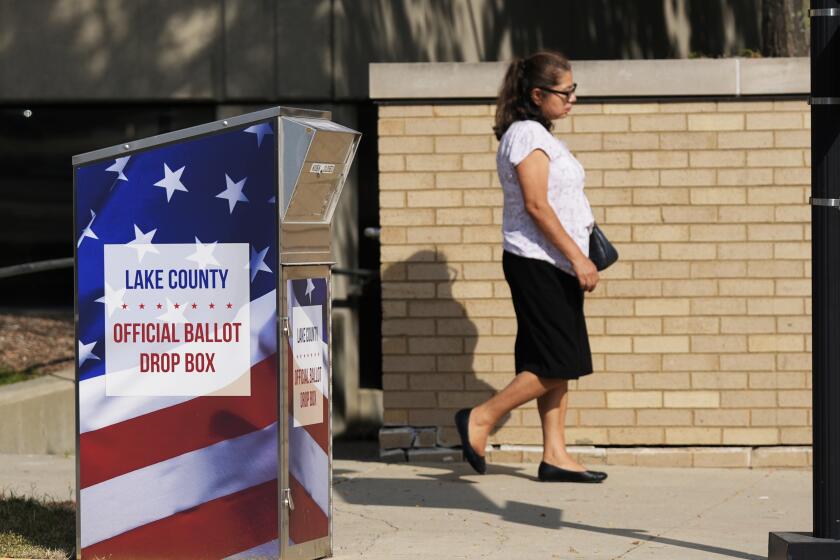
[73,107,361,560]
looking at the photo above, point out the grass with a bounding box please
[0,492,74,559]
[0,367,38,387]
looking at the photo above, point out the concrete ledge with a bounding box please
[370,57,809,100]
[0,371,74,455]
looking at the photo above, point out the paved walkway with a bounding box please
[0,454,810,559]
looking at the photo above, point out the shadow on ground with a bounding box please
[0,492,74,559]
[334,463,763,560]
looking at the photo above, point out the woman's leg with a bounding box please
[537,381,586,471]
[468,371,566,456]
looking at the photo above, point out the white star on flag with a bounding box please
[156,298,188,323]
[216,174,249,214]
[106,156,130,181]
[305,278,315,303]
[244,123,274,147]
[77,209,99,248]
[154,163,188,202]
[248,245,272,282]
[126,224,159,263]
[186,237,220,269]
[78,340,100,367]
[95,282,127,318]
[267,196,276,204]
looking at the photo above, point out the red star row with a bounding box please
[119,302,235,310]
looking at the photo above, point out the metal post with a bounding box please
[769,1,840,557]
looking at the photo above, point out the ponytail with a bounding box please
[493,52,571,140]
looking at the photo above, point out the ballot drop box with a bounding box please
[73,107,361,559]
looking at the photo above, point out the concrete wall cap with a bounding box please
[370,58,809,100]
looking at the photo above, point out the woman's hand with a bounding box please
[571,255,599,292]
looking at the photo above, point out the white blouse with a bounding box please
[496,119,595,276]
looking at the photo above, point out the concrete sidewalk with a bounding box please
[0,454,810,559]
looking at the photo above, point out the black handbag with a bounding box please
[589,224,618,271]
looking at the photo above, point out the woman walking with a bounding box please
[455,52,606,483]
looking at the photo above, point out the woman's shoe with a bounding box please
[538,461,607,483]
[454,408,486,474]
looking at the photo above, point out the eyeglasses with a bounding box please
[540,83,578,98]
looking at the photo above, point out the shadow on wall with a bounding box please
[381,250,513,447]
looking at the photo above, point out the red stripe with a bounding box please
[82,479,278,560]
[286,341,329,455]
[80,355,278,489]
[288,475,328,545]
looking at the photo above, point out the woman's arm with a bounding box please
[516,149,599,292]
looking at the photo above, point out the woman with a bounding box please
[454,52,606,483]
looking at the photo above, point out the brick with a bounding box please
[717,168,772,185]
[607,280,662,297]
[409,337,463,355]
[717,205,775,223]
[573,115,629,132]
[717,131,774,149]
[746,112,803,130]
[579,409,635,426]
[434,135,489,153]
[380,191,406,208]
[383,410,408,425]
[773,168,810,185]
[382,319,435,336]
[661,206,717,224]
[606,317,662,335]
[565,428,608,445]
[634,188,690,205]
[403,117,460,135]
[633,336,689,353]
[664,391,720,408]
[435,171,491,189]
[751,447,810,468]
[379,155,405,171]
[720,316,775,334]
[631,114,686,131]
[723,428,779,445]
[464,300,515,318]
[405,154,461,171]
[660,169,715,187]
[407,190,461,208]
[437,245,493,262]
[690,261,746,278]
[692,448,750,467]
[438,391,494,409]
[750,371,808,390]
[379,427,415,449]
[774,129,810,148]
[747,260,804,278]
[382,373,408,390]
[432,105,490,117]
[635,298,690,316]
[775,279,810,296]
[747,149,804,167]
[585,299,635,317]
[383,390,437,408]
[780,429,812,445]
[603,132,659,150]
[719,353,777,371]
[696,409,749,426]
[439,281,494,299]
[691,372,748,389]
[411,300,468,317]
[637,409,692,425]
[589,336,632,353]
[778,390,810,407]
[748,334,804,352]
[380,136,433,154]
[718,242,774,260]
[604,353,661,372]
[632,151,688,169]
[689,224,746,242]
[380,227,408,245]
[436,208,491,225]
[634,373,691,390]
[613,243,660,261]
[775,205,810,223]
[577,151,631,169]
[382,282,436,300]
[777,353,810,371]
[380,105,434,117]
[747,224,804,241]
[691,297,747,316]
[637,450,694,468]
[691,335,747,353]
[604,103,660,114]
[659,131,717,149]
[662,317,719,334]
[777,316,810,334]
[462,153,496,170]
[718,101,775,112]
[606,391,662,408]
[690,150,746,168]
[688,113,744,131]
[604,169,659,187]
[405,227,461,244]
[608,427,665,445]
[748,297,804,316]
[605,207,661,224]
[633,225,689,242]
[661,280,717,297]
[752,409,808,427]
[587,188,633,206]
[661,102,717,113]
[721,390,777,408]
[665,427,721,444]
[690,187,746,205]
[380,172,435,190]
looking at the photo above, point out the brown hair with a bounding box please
[493,51,571,140]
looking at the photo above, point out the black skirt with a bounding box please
[502,251,593,380]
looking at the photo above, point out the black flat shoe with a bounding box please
[454,408,486,474]
[538,461,607,483]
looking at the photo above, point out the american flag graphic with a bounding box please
[74,118,328,558]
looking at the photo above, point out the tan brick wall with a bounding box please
[378,100,812,448]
